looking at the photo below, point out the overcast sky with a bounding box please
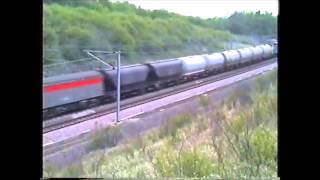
[113,0,278,19]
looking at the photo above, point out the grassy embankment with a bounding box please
[44,69,277,178]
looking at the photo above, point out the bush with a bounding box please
[43,164,59,178]
[179,149,216,178]
[63,163,84,178]
[250,126,277,167]
[154,145,216,178]
[199,95,209,110]
[154,146,178,177]
[196,116,209,133]
[229,113,246,135]
[89,125,122,151]
[159,114,193,139]
[208,71,278,178]
[255,70,278,93]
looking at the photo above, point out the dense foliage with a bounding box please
[226,11,277,35]
[43,0,277,66]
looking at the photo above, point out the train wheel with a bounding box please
[110,95,116,102]
[79,100,89,109]
[88,99,100,108]
[101,96,110,103]
[138,89,146,95]
[56,106,69,114]
[43,110,49,119]
[153,83,160,90]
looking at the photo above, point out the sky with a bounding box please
[113,0,278,19]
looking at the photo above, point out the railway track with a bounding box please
[43,58,277,133]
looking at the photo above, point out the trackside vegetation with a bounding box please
[43,69,278,178]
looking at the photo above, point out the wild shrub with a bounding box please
[159,114,193,139]
[179,149,216,178]
[89,125,122,151]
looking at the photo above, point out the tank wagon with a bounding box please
[203,53,225,74]
[222,50,241,69]
[179,55,207,79]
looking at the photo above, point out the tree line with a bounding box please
[43,0,277,65]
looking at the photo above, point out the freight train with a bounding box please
[43,42,278,119]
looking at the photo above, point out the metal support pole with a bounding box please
[84,49,121,123]
[116,51,121,123]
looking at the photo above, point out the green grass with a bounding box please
[199,94,209,110]
[88,124,123,151]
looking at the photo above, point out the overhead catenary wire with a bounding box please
[43,53,118,66]
[83,50,117,69]
[43,57,94,67]
[44,48,216,56]
[43,40,214,51]
[43,40,246,66]
[43,49,217,67]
